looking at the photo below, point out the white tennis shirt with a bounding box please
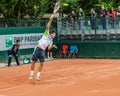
[38,31,53,50]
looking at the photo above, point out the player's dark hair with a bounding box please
[16,40,20,43]
[50,30,56,34]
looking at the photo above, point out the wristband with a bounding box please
[51,14,54,18]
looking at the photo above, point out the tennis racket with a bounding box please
[50,1,60,22]
[53,1,61,14]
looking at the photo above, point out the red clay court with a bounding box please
[0,59,120,96]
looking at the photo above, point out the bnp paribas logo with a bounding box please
[5,37,13,48]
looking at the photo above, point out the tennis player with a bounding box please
[29,15,57,80]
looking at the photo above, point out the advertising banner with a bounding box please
[0,33,43,51]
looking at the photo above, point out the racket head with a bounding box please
[53,1,61,14]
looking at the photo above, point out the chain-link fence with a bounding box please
[58,16,120,42]
[0,19,57,28]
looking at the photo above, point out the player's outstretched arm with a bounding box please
[45,14,54,33]
[45,0,60,33]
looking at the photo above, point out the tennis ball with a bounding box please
[63,3,69,6]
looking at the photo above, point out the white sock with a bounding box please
[37,72,41,77]
[30,70,34,76]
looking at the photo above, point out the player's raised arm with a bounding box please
[45,14,54,33]
[45,1,60,33]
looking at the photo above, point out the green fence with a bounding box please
[57,16,120,58]
[58,42,120,58]
[0,19,57,28]
[58,16,120,42]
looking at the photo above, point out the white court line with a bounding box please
[88,88,120,93]
[0,77,70,92]
[0,85,29,92]
[87,66,120,74]
[0,95,6,96]
[45,77,70,83]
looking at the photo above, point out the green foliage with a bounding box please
[60,0,120,16]
[0,0,49,19]
[95,0,115,10]
[0,0,120,19]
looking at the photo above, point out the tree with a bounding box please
[0,0,49,19]
[0,0,119,19]
[56,0,120,16]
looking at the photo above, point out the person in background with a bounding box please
[99,5,107,30]
[60,45,69,58]
[90,8,96,29]
[77,8,85,30]
[68,46,79,58]
[68,10,77,29]
[116,6,120,17]
[78,8,85,18]
[107,7,116,29]
[8,40,20,67]
[47,44,57,60]
[116,6,120,26]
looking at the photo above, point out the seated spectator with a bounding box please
[68,46,79,58]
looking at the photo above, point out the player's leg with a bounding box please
[31,61,36,70]
[36,49,45,80]
[36,62,43,80]
[29,48,39,79]
[8,50,12,67]
[29,61,36,79]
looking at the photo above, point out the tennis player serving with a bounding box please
[29,1,60,80]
